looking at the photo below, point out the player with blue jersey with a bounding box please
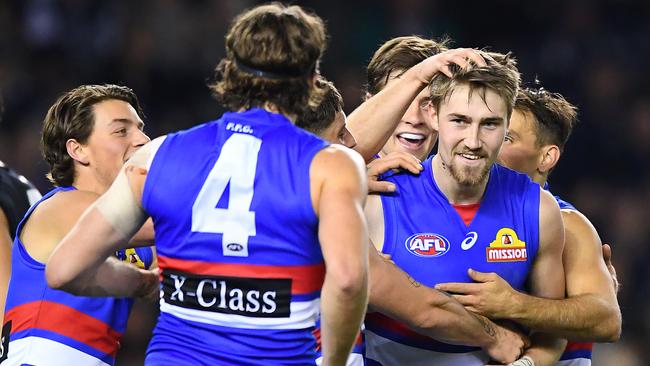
[438,87,621,365]
[2,84,156,366]
[303,65,528,365]
[47,4,369,366]
[364,51,567,366]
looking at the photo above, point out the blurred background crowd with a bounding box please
[0,0,647,365]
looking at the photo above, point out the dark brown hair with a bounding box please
[42,84,144,187]
[366,36,448,95]
[296,77,343,134]
[429,51,521,119]
[515,87,578,151]
[210,3,327,118]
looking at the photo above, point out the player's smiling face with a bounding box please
[498,108,542,177]
[84,99,150,191]
[434,83,508,186]
[379,72,438,161]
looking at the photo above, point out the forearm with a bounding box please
[320,271,368,366]
[521,332,566,366]
[509,292,620,342]
[347,70,426,162]
[368,252,496,348]
[56,257,151,298]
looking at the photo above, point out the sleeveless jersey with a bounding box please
[545,184,592,366]
[365,159,541,366]
[2,187,153,366]
[0,161,41,238]
[142,109,329,365]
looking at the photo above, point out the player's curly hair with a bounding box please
[429,50,521,119]
[365,36,449,96]
[41,84,144,187]
[515,87,578,152]
[210,3,327,119]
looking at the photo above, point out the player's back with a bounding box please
[142,108,329,365]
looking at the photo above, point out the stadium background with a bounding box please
[0,1,647,365]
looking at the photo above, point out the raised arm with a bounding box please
[45,138,164,298]
[347,49,486,162]
[312,146,369,366]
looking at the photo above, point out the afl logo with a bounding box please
[405,233,450,257]
[227,243,244,252]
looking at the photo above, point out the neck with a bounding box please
[262,103,297,123]
[71,169,108,196]
[534,171,548,186]
[431,155,489,204]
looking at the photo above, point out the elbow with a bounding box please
[597,311,622,342]
[45,263,78,294]
[326,263,369,299]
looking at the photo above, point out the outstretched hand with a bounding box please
[435,268,517,319]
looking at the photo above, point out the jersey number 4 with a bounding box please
[192,134,261,257]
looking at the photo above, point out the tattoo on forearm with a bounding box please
[472,313,496,337]
[406,274,421,288]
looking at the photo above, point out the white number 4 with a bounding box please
[192,133,261,257]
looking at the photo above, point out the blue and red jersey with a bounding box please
[142,108,329,365]
[2,187,153,366]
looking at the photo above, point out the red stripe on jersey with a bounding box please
[565,342,593,352]
[5,300,122,356]
[365,312,429,342]
[158,255,325,295]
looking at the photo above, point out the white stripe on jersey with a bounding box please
[316,353,364,366]
[160,297,320,330]
[5,337,110,366]
[556,359,591,366]
[365,330,489,366]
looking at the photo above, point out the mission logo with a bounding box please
[486,228,527,262]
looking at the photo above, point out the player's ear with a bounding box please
[538,144,560,174]
[66,138,90,166]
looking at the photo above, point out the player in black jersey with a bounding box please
[0,92,42,360]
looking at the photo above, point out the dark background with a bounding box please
[0,1,647,365]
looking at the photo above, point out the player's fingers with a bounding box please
[435,282,476,295]
[369,155,422,175]
[602,243,612,263]
[447,54,470,70]
[460,49,486,67]
[468,268,496,282]
[368,180,396,193]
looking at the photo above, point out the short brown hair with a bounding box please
[366,36,448,95]
[296,77,343,134]
[515,87,578,151]
[429,51,520,119]
[42,84,144,187]
[210,3,327,118]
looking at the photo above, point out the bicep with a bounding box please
[529,190,565,299]
[562,211,617,297]
[315,148,368,266]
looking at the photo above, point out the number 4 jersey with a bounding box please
[142,109,329,365]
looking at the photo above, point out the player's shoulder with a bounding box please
[313,144,365,172]
[561,208,596,234]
